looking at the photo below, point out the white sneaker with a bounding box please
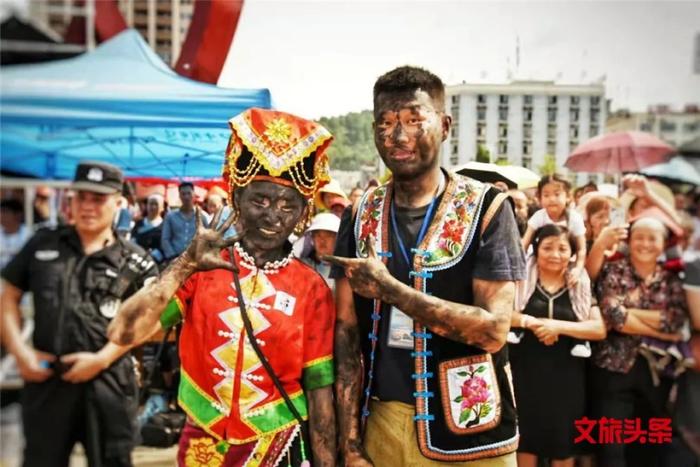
[570,342,591,358]
[507,331,523,344]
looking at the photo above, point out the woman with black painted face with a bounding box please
[109,108,337,467]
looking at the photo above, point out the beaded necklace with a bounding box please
[234,242,294,275]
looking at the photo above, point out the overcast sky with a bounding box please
[219,0,700,119]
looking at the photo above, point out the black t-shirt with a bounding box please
[332,190,527,403]
[1,226,158,355]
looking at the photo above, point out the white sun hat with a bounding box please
[307,212,341,233]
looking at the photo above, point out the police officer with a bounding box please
[0,161,158,467]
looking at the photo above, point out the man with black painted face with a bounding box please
[327,67,526,466]
[108,108,337,467]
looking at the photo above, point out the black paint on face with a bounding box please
[373,89,449,180]
[235,181,306,262]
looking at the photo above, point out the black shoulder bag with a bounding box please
[229,247,311,466]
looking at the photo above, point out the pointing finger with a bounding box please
[218,209,237,234]
[322,255,354,267]
[210,206,224,230]
[194,206,202,231]
[365,235,379,259]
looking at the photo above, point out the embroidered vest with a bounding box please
[353,172,518,462]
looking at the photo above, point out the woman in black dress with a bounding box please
[509,224,606,467]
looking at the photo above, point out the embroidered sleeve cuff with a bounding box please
[302,356,334,390]
[160,297,184,328]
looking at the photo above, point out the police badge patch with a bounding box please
[99,298,121,319]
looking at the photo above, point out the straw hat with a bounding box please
[619,179,674,216]
[314,178,348,210]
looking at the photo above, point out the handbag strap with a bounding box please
[229,247,309,463]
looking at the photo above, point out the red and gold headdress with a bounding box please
[222,108,333,200]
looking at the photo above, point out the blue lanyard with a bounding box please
[390,196,438,274]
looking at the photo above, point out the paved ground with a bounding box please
[1,403,178,467]
[69,445,178,467]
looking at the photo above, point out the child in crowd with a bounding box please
[522,174,587,285]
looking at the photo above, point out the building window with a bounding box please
[684,122,700,133]
[522,157,532,169]
[640,123,651,132]
[570,108,579,122]
[477,108,486,121]
[450,155,459,165]
[523,142,532,155]
[499,124,508,138]
[571,96,580,106]
[451,95,459,104]
[451,105,460,119]
[478,94,486,104]
[452,144,458,155]
[477,124,486,138]
[591,109,599,123]
[499,108,508,121]
[499,95,509,104]
[523,125,532,138]
[523,95,533,106]
[591,96,600,107]
[570,125,579,139]
[548,124,556,139]
[498,141,508,155]
[524,110,533,122]
[660,120,677,132]
[570,140,579,152]
[548,109,557,123]
[548,96,558,105]
[547,141,556,154]
[590,124,599,135]
[451,126,458,138]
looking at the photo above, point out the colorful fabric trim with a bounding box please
[179,370,226,435]
[302,356,334,390]
[354,173,487,270]
[178,421,301,467]
[161,296,184,328]
[243,391,308,434]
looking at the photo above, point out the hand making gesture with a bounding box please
[181,207,243,272]
[324,235,396,302]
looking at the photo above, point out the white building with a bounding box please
[607,105,700,148]
[443,80,606,183]
[29,0,194,66]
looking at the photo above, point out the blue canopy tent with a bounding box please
[0,29,271,180]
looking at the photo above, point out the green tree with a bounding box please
[538,154,557,176]
[319,110,376,171]
[476,144,491,163]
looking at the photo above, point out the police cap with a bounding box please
[71,161,124,195]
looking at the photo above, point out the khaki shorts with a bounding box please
[364,401,517,467]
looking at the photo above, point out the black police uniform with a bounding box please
[1,226,158,467]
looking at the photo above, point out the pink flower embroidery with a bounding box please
[460,376,489,410]
[453,366,493,427]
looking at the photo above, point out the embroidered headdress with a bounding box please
[223,108,333,200]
